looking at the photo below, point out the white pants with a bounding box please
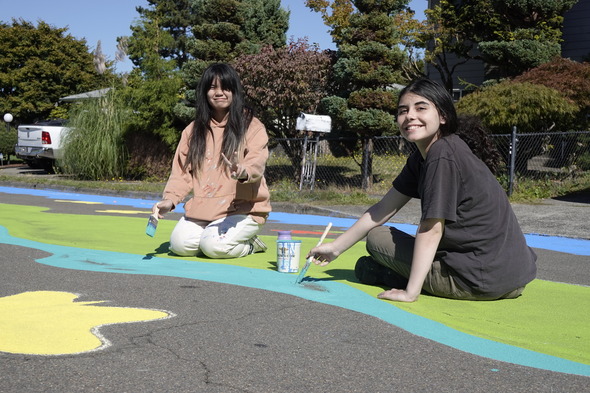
[169,215,262,259]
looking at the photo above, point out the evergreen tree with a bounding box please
[126,13,178,79]
[120,8,186,177]
[129,0,196,69]
[0,19,102,124]
[394,0,578,90]
[178,0,289,119]
[319,0,408,189]
[186,0,246,80]
[395,3,474,91]
[242,0,289,48]
[475,0,577,79]
[183,0,289,87]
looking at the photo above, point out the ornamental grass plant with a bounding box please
[59,90,129,180]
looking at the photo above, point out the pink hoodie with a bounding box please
[162,116,271,224]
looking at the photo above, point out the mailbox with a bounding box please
[295,113,331,133]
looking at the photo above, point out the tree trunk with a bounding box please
[361,137,373,190]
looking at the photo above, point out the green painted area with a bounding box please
[394,280,589,365]
[1,203,588,365]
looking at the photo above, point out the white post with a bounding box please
[3,113,13,165]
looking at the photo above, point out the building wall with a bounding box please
[425,52,486,92]
[562,0,590,62]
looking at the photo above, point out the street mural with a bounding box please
[0,186,588,376]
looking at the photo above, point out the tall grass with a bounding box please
[59,91,128,180]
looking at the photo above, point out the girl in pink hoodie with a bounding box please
[152,63,271,258]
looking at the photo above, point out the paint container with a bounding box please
[276,240,301,273]
[277,230,292,240]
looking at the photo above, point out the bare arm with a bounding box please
[306,187,412,265]
[377,217,444,302]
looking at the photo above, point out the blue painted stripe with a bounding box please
[0,186,164,211]
[269,212,590,257]
[1,186,589,256]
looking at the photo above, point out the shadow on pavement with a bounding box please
[553,186,590,204]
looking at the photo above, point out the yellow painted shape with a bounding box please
[0,291,172,355]
[53,200,103,205]
[95,210,150,214]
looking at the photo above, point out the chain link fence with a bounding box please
[492,130,590,195]
[267,130,590,195]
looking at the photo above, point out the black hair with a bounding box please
[398,78,499,174]
[184,63,253,175]
[456,114,501,175]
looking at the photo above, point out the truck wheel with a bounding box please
[25,159,41,169]
[40,159,56,174]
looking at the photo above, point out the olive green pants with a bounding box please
[365,226,524,300]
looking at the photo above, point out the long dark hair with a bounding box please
[456,114,501,174]
[184,63,253,175]
[398,78,499,174]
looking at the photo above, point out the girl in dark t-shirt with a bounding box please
[306,78,537,302]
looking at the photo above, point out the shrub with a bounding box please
[125,131,173,180]
[0,127,17,160]
[514,57,590,129]
[456,81,578,134]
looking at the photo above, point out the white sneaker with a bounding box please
[249,236,267,254]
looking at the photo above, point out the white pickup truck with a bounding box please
[15,120,69,171]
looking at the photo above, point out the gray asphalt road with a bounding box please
[1,242,588,393]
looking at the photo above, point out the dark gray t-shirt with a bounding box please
[393,134,537,297]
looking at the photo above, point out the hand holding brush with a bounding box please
[295,222,332,284]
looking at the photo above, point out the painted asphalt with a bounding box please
[0,184,589,392]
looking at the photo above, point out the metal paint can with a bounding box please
[277,240,301,273]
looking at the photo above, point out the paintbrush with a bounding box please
[145,214,159,237]
[295,222,332,284]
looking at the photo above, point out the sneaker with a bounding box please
[249,236,267,254]
[354,256,408,288]
[354,256,384,285]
